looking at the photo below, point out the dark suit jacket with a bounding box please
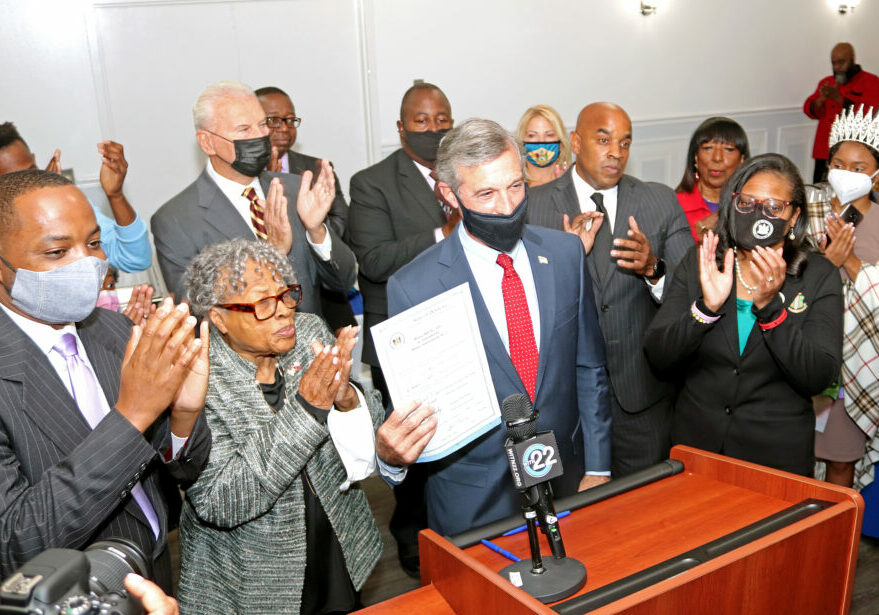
[0,307,211,591]
[643,248,843,475]
[285,150,349,238]
[528,169,692,413]
[151,169,356,316]
[348,148,446,365]
[387,226,611,536]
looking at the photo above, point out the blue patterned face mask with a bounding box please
[523,142,561,168]
[0,255,108,323]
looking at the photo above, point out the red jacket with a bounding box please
[676,186,711,243]
[803,68,879,159]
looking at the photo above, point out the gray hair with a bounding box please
[436,118,524,192]
[184,238,297,317]
[192,80,256,131]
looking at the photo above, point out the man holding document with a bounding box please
[378,119,611,536]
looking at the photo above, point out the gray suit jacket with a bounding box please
[528,169,692,412]
[0,307,211,591]
[178,314,382,614]
[151,169,356,316]
[348,148,446,365]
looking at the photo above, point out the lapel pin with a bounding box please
[538,256,549,264]
[788,292,807,313]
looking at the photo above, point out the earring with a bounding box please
[788,228,795,240]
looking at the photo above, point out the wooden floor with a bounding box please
[170,475,879,612]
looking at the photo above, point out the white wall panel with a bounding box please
[3,0,879,273]
[89,0,367,220]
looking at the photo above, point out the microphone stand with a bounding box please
[498,485,586,603]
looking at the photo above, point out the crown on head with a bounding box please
[828,105,879,152]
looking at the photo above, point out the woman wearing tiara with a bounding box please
[805,105,879,503]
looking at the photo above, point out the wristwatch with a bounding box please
[646,258,666,281]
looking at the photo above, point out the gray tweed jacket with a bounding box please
[177,313,383,614]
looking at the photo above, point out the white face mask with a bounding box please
[828,168,879,205]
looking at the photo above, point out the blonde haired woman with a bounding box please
[516,104,571,186]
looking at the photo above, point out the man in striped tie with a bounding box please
[151,81,356,317]
[381,119,611,536]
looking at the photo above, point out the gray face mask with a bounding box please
[0,255,108,323]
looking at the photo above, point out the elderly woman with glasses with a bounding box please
[644,154,843,476]
[176,238,383,615]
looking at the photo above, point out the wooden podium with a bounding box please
[356,446,864,615]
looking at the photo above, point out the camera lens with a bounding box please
[84,538,150,596]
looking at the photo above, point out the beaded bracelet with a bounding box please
[690,301,721,325]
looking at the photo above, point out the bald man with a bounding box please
[804,42,879,183]
[529,102,691,478]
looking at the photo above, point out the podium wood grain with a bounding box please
[356,447,863,615]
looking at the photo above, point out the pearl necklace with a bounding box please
[734,252,758,295]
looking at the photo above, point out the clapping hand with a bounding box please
[298,325,359,411]
[296,159,335,243]
[44,149,62,174]
[563,211,604,254]
[97,141,128,198]
[820,213,857,268]
[122,284,157,327]
[699,230,733,312]
[116,299,205,434]
[612,216,657,277]
[262,177,293,254]
[267,146,283,173]
[748,245,786,310]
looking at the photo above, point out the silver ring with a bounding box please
[767,276,774,282]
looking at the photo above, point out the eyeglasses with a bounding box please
[265,116,302,129]
[216,284,302,320]
[732,193,792,219]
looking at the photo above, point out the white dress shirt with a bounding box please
[570,170,665,299]
[457,224,541,351]
[205,161,333,260]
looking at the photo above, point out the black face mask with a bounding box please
[456,190,529,253]
[404,129,449,162]
[207,130,272,177]
[733,209,788,250]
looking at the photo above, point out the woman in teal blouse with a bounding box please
[644,154,843,475]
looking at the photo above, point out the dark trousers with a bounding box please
[610,392,673,479]
[813,158,828,184]
[370,365,428,546]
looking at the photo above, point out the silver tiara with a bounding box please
[828,105,879,152]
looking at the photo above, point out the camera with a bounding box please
[0,538,149,614]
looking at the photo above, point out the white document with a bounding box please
[372,283,501,463]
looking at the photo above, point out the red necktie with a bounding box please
[497,253,539,401]
[242,187,268,240]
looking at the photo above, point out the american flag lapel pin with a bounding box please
[538,256,549,264]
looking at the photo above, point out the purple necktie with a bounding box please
[53,332,160,538]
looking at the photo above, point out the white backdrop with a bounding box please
[1,0,877,228]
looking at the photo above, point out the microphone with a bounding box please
[501,394,566,559]
[497,393,587,602]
